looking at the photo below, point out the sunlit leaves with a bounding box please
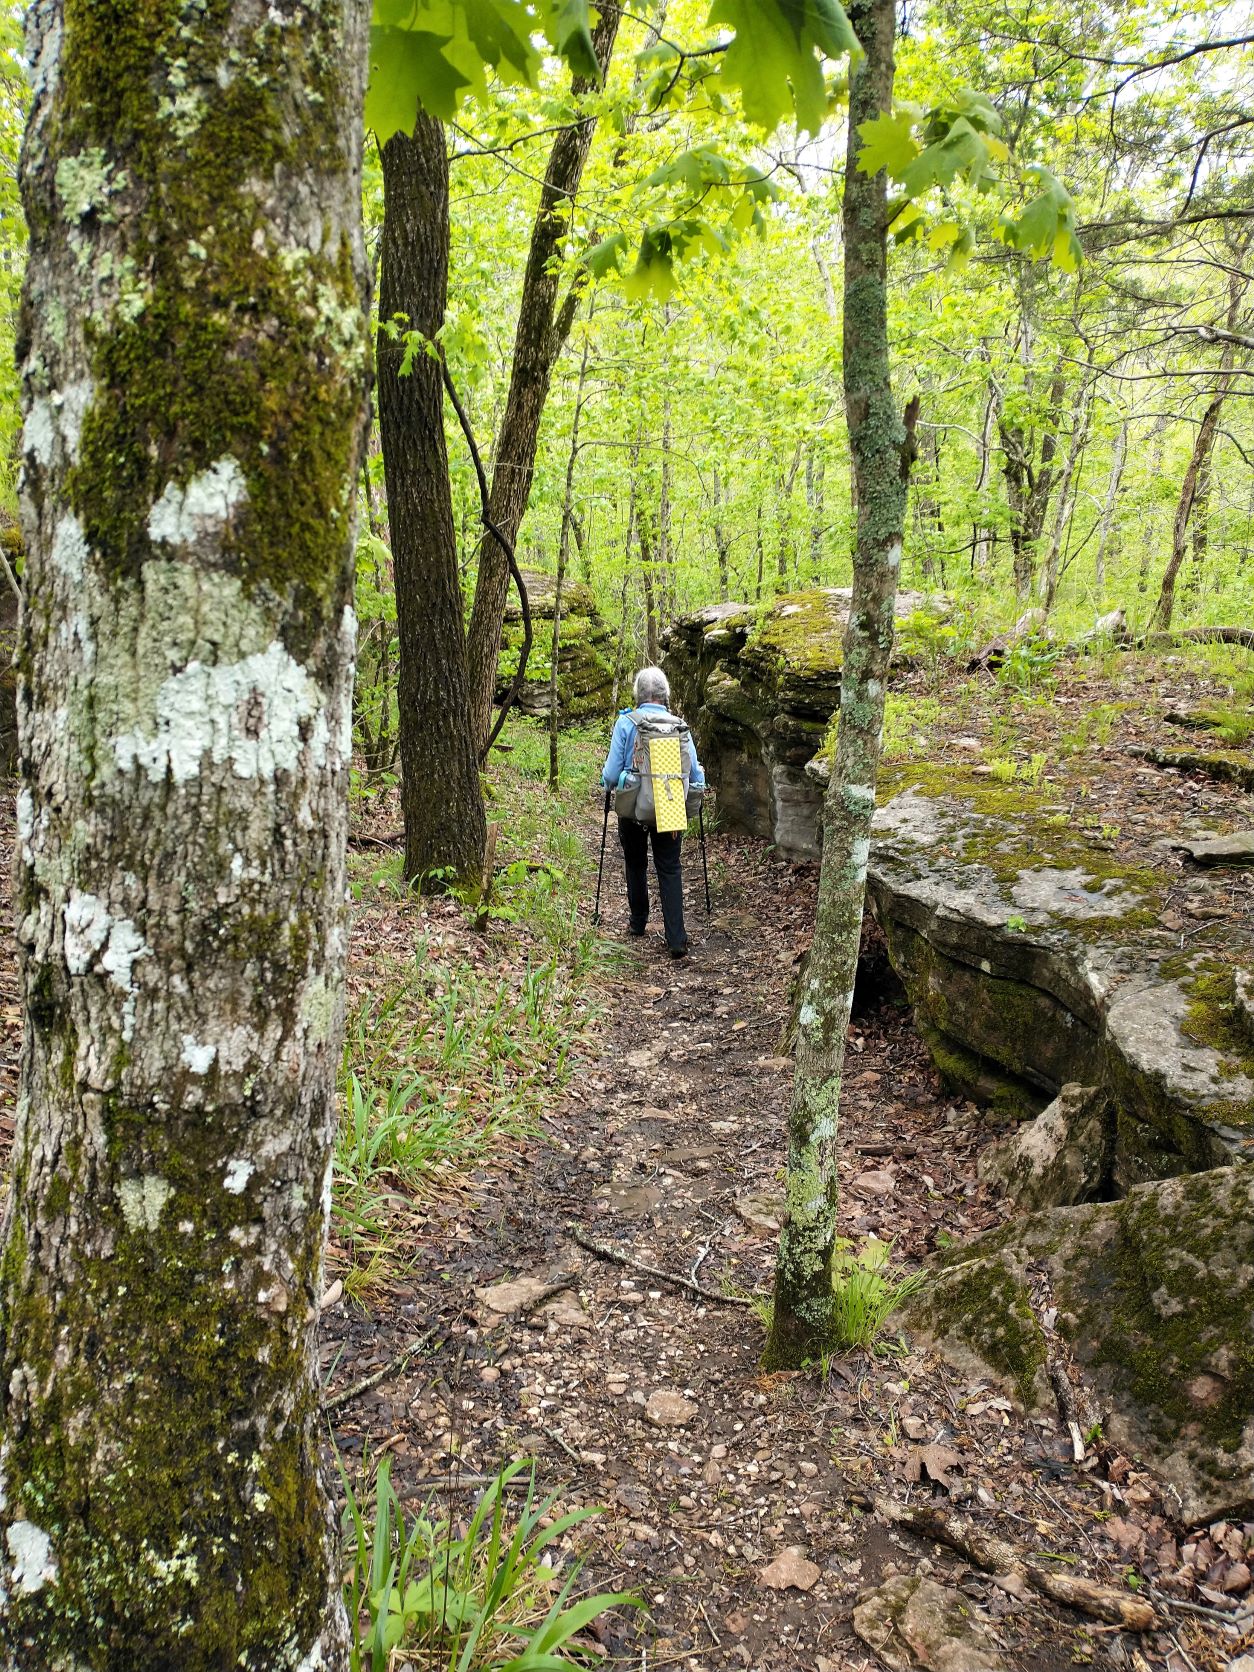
[708,0,861,135]
[367,0,567,135]
[857,88,1081,278]
[1000,166,1083,272]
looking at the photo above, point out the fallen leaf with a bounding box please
[906,1443,963,1488]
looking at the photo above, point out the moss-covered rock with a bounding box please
[866,770,1254,1182]
[979,1083,1113,1209]
[662,588,949,857]
[906,1165,1254,1522]
[496,570,614,725]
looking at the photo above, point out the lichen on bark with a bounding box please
[1,2,371,1665]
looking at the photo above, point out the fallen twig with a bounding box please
[877,1498,1158,1632]
[567,1223,755,1308]
[325,1330,440,1412]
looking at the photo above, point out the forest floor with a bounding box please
[0,646,1249,1670]
[323,647,1254,1672]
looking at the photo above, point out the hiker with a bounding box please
[600,667,706,958]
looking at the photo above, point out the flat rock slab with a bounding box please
[867,773,1254,1182]
[1172,831,1254,866]
[853,1573,1006,1672]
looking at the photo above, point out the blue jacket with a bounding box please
[601,703,706,790]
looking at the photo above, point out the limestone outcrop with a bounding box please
[906,1164,1254,1522]
[864,768,1254,1184]
[662,589,950,858]
[496,571,615,725]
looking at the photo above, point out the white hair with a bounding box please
[633,666,670,706]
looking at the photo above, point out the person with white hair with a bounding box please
[600,666,706,958]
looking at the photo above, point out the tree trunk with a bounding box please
[764,0,912,1370]
[971,354,997,574]
[464,9,620,746]
[549,315,593,787]
[1001,362,1064,600]
[659,395,675,619]
[1039,379,1092,615]
[1187,453,1210,596]
[1150,393,1227,632]
[806,446,827,582]
[1093,419,1127,600]
[711,467,732,601]
[379,115,487,886]
[639,509,661,664]
[4,2,370,1664]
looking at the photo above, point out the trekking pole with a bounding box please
[698,800,712,919]
[592,789,611,925]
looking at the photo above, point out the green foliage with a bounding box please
[828,1238,924,1351]
[707,0,861,136]
[342,1457,637,1669]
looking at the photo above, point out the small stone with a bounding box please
[851,1169,896,1197]
[799,1461,818,1478]
[478,1366,500,1384]
[760,1547,821,1592]
[645,1389,697,1428]
[710,1444,728,1459]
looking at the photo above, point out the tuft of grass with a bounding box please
[751,1237,925,1359]
[829,1238,925,1350]
[341,1456,638,1671]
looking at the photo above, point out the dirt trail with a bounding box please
[323,822,1178,1672]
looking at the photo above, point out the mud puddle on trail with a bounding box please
[323,824,1216,1672]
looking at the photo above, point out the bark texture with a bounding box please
[464,6,620,747]
[378,113,488,885]
[764,0,912,1370]
[2,2,370,1665]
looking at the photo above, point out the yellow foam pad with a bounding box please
[648,736,687,832]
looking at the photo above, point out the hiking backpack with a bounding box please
[613,708,703,829]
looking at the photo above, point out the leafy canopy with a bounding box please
[366,0,1081,293]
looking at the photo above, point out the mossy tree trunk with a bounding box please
[464,7,620,749]
[2,2,370,1664]
[763,0,917,1371]
[378,112,488,886]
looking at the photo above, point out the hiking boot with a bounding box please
[669,941,691,959]
[627,923,648,938]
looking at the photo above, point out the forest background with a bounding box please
[2,0,1252,735]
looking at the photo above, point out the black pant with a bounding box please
[618,819,688,950]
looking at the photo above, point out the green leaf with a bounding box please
[623,228,676,302]
[707,0,861,136]
[856,110,918,180]
[366,26,469,135]
[586,231,628,278]
[535,0,600,81]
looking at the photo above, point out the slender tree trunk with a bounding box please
[379,115,487,885]
[777,441,802,583]
[754,501,765,601]
[971,356,997,574]
[711,467,732,601]
[1001,363,1065,600]
[764,0,914,1370]
[639,509,661,664]
[464,9,620,746]
[1094,419,1127,600]
[659,396,675,619]
[1150,393,1228,631]
[806,446,827,582]
[549,316,593,787]
[1187,454,1210,596]
[3,2,370,1663]
[1040,380,1092,615]
[1138,412,1170,595]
